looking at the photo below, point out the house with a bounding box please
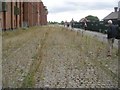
[0,1,48,30]
[103,7,119,24]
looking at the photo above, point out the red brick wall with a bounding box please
[28,3,32,26]
[6,2,12,29]
[39,2,44,25]
[36,2,40,26]
[11,2,14,29]
[16,2,20,28]
[14,3,16,28]
[23,2,29,27]
[33,2,37,26]
[2,1,48,30]
[2,2,12,30]
[19,2,23,27]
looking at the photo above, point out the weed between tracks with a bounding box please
[2,25,118,88]
[22,30,50,88]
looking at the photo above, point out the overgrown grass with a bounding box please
[21,29,49,88]
[57,27,118,83]
[76,30,118,83]
[2,26,41,38]
[3,25,118,87]
[2,26,48,58]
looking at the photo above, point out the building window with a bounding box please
[2,2,7,12]
[14,6,20,15]
[0,2,7,12]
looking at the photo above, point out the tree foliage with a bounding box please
[49,21,59,24]
[85,15,99,22]
[61,21,64,25]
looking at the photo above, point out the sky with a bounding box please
[43,0,120,22]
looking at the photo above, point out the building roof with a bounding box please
[79,18,90,22]
[103,11,118,20]
[79,18,85,22]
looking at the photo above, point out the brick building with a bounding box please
[0,1,48,30]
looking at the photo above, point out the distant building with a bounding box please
[79,18,88,22]
[0,1,48,30]
[103,7,119,24]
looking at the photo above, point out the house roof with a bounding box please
[103,11,118,20]
[79,18,89,22]
[79,18,85,22]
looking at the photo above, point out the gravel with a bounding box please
[2,26,118,88]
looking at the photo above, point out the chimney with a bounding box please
[114,7,118,12]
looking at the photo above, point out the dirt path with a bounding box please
[2,26,118,88]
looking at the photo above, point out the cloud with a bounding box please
[42,0,119,22]
[49,1,116,14]
[47,9,112,22]
[49,5,76,13]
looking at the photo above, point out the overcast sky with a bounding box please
[43,0,119,22]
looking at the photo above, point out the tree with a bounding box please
[61,21,64,25]
[85,15,99,22]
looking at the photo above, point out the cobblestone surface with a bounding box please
[2,26,118,88]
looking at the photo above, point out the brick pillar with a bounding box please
[34,2,38,26]
[19,2,23,27]
[23,2,28,27]
[3,10,6,30]
[37,3,39,26]
[31,3,33,26]
[15,2,17,29]
[16,2,18,28]
[17,2,20,28]
[11,2,14,29]
[28,2,34,27]
[43,7,45,25]
[27,3,30,27]
[40,2,43,25]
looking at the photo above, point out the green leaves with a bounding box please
[85,15,99,22]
